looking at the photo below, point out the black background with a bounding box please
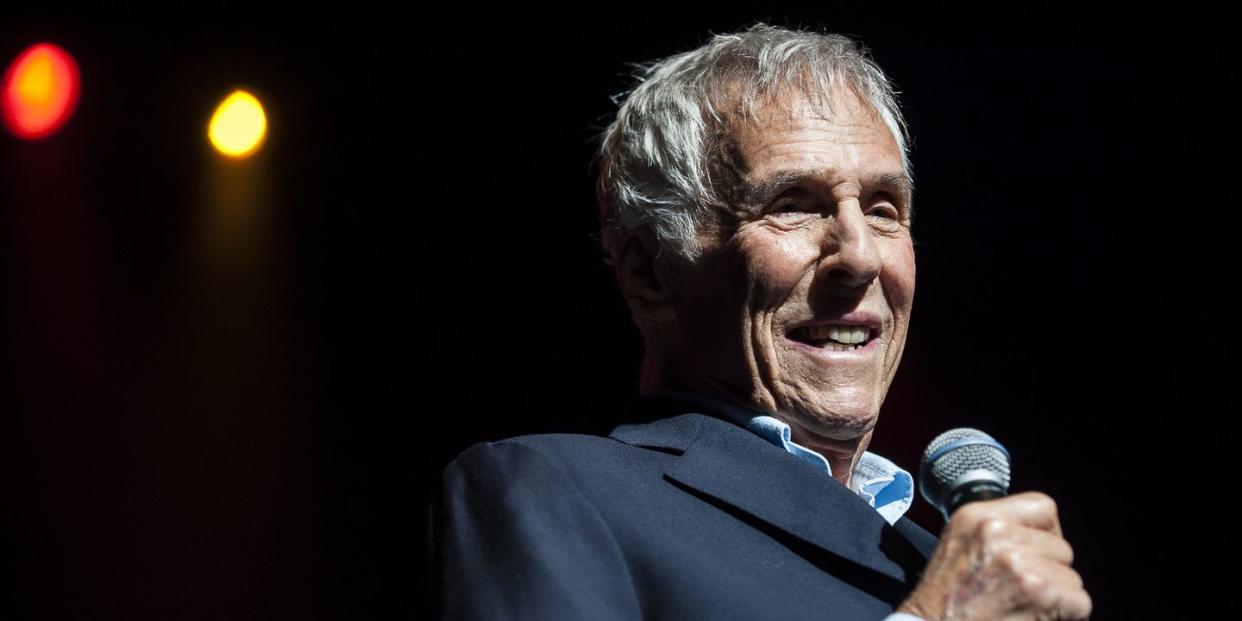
[3,4,1237,619]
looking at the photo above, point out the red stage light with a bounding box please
[2,43,81,139]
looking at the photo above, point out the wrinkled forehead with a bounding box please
[699,85,907,208]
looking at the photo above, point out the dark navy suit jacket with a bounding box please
[431,396,939,619]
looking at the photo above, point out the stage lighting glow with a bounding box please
[208,90,266,158]
[2,43,81,139]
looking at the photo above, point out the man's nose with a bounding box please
[819,201,881,291]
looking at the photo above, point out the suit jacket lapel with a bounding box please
[610,404,927,585]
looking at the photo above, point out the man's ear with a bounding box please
[614,233,678,323]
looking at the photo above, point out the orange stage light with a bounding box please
[208,90,267,158]
[2,43,81,139]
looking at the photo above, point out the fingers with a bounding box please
[900,492,1090,620]
[952,492,1063,537]
[973,515,1074,565]
[1010,556,1093,620]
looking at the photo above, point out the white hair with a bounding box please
[596,24,910,264]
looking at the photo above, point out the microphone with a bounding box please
[918,428,1012,521]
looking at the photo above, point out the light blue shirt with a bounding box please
[658,390,915,526]
[656,391,926,621]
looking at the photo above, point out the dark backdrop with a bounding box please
[3,5,1236,619]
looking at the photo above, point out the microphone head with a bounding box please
[919,428,1012,519]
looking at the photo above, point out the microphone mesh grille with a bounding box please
[919,427,1012,509]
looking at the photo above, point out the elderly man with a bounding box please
[432,25,1089,620]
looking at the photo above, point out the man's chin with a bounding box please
[784,404,877,446]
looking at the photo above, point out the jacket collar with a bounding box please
[609,394,935,585]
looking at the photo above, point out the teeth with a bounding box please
[800,324,872,345]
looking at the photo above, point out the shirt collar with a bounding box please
[650,389,914,525]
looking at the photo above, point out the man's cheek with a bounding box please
[884,242,917,305]
[745,244,816,298]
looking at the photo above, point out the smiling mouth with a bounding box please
[788,324,876,352]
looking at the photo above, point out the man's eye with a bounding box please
[772,203,809,215]
[868,204,900,220]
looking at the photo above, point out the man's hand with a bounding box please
[896,492,1091,621]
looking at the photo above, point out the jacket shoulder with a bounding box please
[441,431,654,487]
[432,434,646,617]
[446,431,623,468]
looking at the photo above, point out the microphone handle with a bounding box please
[945,482,1007,518]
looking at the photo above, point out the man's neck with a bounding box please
[645,387,868,489]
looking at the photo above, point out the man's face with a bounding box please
[670,89,915,457]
